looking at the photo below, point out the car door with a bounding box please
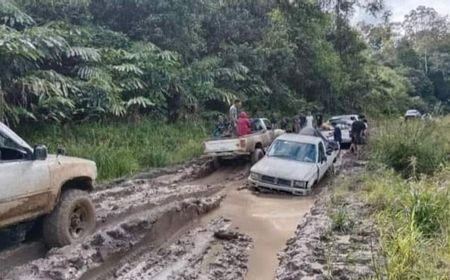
[317,142,328,179]
[0,134,51,226]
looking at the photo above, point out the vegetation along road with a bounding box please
[2,0,450,279]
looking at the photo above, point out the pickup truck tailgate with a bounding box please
[204,138,244,154]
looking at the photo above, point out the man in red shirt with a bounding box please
[237,112,251,136]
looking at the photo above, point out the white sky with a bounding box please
[353,0,450,24]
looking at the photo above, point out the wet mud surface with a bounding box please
[0,152,369,280]
[276,154,382,280]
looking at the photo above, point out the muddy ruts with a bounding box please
[4,196,224,280]
[102,220,252,280]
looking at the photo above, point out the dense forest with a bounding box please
[0,0,449,125]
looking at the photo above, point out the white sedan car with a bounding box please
[405,109,422,119]
[248,134,339,195]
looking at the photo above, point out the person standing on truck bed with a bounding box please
[237,112,251,136]
[229,99,241,136]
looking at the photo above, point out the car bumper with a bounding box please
[248,178,310,195]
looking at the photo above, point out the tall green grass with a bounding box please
[362,169,450,279]
[370,119,449,177]
[361,117,450,278]
[18,119,208,181]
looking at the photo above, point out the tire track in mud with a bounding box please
[2,155,340,280]
[0,160,250,280]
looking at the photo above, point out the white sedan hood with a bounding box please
[251,156,317,181]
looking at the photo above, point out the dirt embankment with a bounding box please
[276,156,382,280]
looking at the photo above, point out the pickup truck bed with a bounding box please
[203,118,284,163]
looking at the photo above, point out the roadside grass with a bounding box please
[18,119,208,181]
[369,118,449,178]
[362,117,450,279]
[324,117,450,279]
[330,208,355,234]
[361,169,450,279]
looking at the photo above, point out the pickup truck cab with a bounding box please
[204,118,284,164]
[248,134,339,195]
[0,122,97,247]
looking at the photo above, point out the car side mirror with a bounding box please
[34,145,48,160]
[326,150,332,156]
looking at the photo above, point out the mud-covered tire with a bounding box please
[43,189,96,248]
[251,148,265,164]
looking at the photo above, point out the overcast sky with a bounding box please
[353,0,450,24]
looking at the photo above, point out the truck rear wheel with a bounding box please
[251,148,265,164]
[212,157,221,169]
[43,189,96,247]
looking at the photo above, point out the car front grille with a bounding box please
[278,178,292,187]
[261,175,276,184]
[260,175,292,187]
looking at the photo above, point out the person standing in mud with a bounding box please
[315,113,323,128]
[306,112,314,128]
[332,122,342,146]
[350,117,366,156]
[293,115,301,133]
[229,99,241,136]
[299,113,306,129]
[280,117,289,131]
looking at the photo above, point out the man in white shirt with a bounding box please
[306,112,314,128]
[229,99,241,135]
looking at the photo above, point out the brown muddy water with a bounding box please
[200,185,316,280]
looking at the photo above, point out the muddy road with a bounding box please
[0,157,333,280]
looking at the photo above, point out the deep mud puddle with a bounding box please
[200,187,316,280]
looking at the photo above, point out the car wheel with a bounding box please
[251,148,265,164]
[43,189,96,247]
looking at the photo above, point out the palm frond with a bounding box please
[126,96,154,108]
[68,47,101,62]
[0,1,35,28]
[113,64,144,75]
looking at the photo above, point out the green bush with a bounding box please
[18,119,208,181]
[370,120,448,177]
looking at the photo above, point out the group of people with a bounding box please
[215,101,369,155]
[278,112,319,133]
[331,115,368,155]
[214,99,251,137]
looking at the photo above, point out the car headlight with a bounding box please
[294,181,308,189]
[250,172,261,181]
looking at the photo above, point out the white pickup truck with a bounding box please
[204,118,284,164]
[0,122,97,247]
[248,133,339,195]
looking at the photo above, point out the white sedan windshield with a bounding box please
[268,140,317,163]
